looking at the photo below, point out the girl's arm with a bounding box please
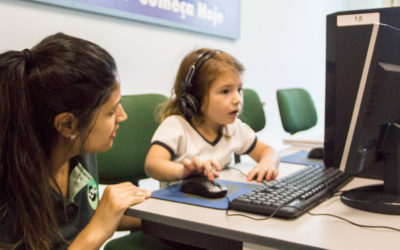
[145,144,222,182]
[145,144,187,181]
[247,141,280,182]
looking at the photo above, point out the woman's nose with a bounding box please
[117,105,128,123]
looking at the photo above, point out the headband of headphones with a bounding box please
[183,50,221,89]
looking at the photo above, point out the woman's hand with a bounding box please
[182,157,222,181]
[69,182,151,249]
[93,182,151,238]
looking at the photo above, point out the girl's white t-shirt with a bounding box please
[151,115,257,168]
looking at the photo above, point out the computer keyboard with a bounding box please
[229,165,352,219]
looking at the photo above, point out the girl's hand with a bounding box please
[247,140,280,183]
[247,163,279,182]
[182,157,222,181]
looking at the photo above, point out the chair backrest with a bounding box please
[97,94,168,185]
[235,88,266,163]
[239,88,266,133]
[276,88,317,135]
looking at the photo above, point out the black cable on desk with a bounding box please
[225,168,400,232]
[284,205,400,232]
[225,194,400,232]
[228,166,248,177]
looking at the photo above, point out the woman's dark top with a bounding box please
[0,154,99,249]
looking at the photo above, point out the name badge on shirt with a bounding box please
[87,179,99,210]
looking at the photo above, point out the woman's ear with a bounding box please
[54,112,79,140]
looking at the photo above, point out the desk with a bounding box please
[126,148,400,250]
[282,133,324,149]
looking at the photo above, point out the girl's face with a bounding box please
[83,82,127,153]
[202,68,243,130]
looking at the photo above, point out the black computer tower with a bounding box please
[324,6,400,179]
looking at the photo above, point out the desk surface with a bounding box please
[126,148,400,250]
[282,133,324,149]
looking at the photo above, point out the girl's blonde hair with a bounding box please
[161,48,244,125]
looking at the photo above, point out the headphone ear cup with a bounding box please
[180,93,200,118]
[186,94,200,115]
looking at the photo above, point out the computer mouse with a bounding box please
[307,147,324,159]
[180,176,228,198]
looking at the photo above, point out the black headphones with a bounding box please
[179,50,221,119]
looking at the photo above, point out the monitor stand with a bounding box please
[341,123,400,215]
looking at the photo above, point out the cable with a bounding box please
[284,205,400,232]
[228,166,270,186]
[379,22,400,31]
[225,209,272,220]
[228,166,248,177]
[227,167,400,231]
[224,195,400,232]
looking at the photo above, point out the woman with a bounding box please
[0,33,151,249]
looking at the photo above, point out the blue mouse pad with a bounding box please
[280,150,324,167]
[151,179,262,210]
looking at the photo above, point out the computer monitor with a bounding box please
[325,8,400,215]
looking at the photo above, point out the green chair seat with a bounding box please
[104,231,175,250]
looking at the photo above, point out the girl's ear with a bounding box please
[54,112,79,139]
[201,95,208,113]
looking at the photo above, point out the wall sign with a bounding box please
[27,0,241,39]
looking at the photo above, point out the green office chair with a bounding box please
[239,88,266,133]
[236,88,266,163]
[276,88,317,135]
[97,93,172,250]
[98,93,167,185]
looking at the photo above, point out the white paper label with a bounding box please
[337,13,380,27]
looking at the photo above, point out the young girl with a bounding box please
[145,48,279,183]
[0,33,151,249]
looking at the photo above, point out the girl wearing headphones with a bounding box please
[0,33,151,249]
[145,48,279,183]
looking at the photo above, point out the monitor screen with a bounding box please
[325,8,400,215]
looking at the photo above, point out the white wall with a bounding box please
[0,0,383,149]
[0,0,385,247]
[346,0,384,10]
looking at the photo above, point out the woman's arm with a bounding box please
[117,216,142,231]
[247,141,279,182]
[68,182,151,250]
